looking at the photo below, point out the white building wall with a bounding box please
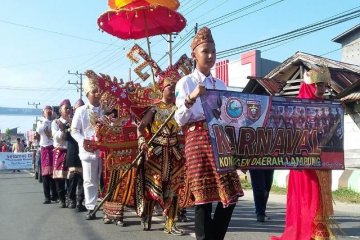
[229,60,251,90]
[342,39,360,66]
[344,114,360,168]
[340,30,360,66]
[344,114,360,149]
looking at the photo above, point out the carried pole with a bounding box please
[90,107,177,217]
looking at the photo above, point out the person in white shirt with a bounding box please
[71,76,103,220]
[36,106,58,204]
[174,27,243,240]
[52,99,72,208]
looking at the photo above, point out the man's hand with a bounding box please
[56,120,65,131]
[83,142,95,153]
[189,84,206,100]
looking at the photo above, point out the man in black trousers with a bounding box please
[249,169,274,222]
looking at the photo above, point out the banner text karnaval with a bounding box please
[200,90,344,172]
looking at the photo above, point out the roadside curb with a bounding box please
[271,169,360,193]
[241,189,360,214]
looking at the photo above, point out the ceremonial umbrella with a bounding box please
[108,0,180,10]
[98,0,186,40]
[98,0,186,85]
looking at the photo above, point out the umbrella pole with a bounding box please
[146,36,156,89]
[142,10,156,89]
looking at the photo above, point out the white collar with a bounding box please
[86,103,100,111]
[192,68,215,84]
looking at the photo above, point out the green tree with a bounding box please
[5,128,11,141]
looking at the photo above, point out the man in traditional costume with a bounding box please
[174,27,243,240]
[36,105,58,204]
[271,65,335,240]
[71,77,103,220]
[137,67,185,235]
[100,107,137,227]
[65,99,87,212]
[52,99,72,208]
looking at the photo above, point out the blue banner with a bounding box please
[201,90,344,172]
[0,152,33,170]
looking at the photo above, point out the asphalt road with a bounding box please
[0,170,359,240]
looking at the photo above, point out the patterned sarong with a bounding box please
[178,121,243,208]
[41,145,54,176]
[53,148,68,179]
[142,135,184,209]
[102,155,136,220]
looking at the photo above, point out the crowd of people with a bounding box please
[3,26,336,240]
[0,137,31,172]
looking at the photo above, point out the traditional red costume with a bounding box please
[272,66,335,240]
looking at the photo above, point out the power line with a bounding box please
[201,0,268,27]
[0,19,119,46]
[157,0,282,69]
[0,87,73,91]
[209,0,284,29]
[216,8,360,58]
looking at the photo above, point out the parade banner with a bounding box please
[0,152,33,170]
[200,90,344,172]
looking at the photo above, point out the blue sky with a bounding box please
[0,0,359,133]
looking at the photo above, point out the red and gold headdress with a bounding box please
[157,66,181,91]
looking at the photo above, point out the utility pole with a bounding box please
[28,102,40,130]
[68,70,84,100]
[168,34,173,66]
[194,23,198,69]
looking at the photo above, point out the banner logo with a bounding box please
[225,97,243,119]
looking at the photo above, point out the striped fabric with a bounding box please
[40,145,54,176]
[179,121,243,208]
[53,148,68,179]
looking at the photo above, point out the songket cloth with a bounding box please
[41,145,54,176]
[53,148,68,179]
[178,120,243,208]
[144,103,185,210]
[102,153,136,220]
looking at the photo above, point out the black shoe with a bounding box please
[51,197,59,203]
[257,215,265,222]
[43,199,51,204]
[86,210,96,220]
[68,201,76,209]
[76,204,87,212]
[59,201,67,208]
[141,217,151,231]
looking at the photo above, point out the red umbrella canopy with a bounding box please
[98,0,186,40]
[108,0,180,11]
